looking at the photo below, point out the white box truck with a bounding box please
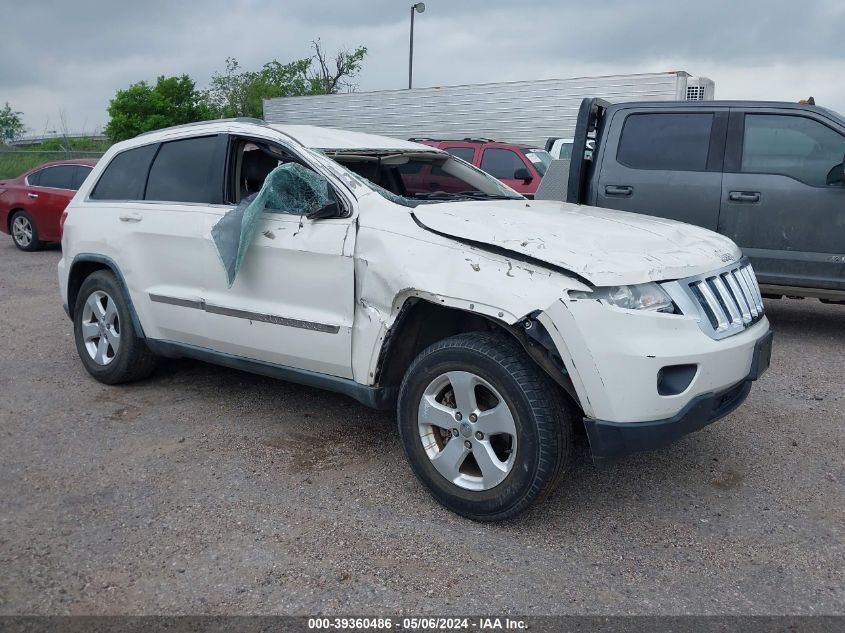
[263,71,715,149]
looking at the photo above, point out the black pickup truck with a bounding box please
[565,98,845,302]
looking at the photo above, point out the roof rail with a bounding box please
[137,117,267,137]
[408,137,500,143]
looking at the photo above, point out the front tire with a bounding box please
[73,270,157,384]
[10,210,43,251]
[397,332,574,521]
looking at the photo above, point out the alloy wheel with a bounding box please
[417,370,518,491]
[80,290,121,366]
[12,216,33,248]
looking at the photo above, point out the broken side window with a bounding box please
[211,162,333,286]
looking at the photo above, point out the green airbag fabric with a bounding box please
[211,162,331,287]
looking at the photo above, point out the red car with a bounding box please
[409,138,552,197]
[0,159,97,251]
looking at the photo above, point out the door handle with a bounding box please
[27,193,38,199]
[729,191,761,203]
[119,212,142,222]
[605,185,633,197]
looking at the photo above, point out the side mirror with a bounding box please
[826,155,845,186]
[306,201,341,220]
[513,167,533,182]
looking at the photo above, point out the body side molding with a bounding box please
[148,293,341,334]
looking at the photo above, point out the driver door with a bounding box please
[199,137,357,378]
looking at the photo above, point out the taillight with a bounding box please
[59,209,69,238]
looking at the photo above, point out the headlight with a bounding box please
[570,282,675,313]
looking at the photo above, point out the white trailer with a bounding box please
[264,71,714,147]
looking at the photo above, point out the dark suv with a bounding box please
[410,138,552,197]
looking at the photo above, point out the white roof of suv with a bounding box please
[131,119,436,153]
[270,124,433,152]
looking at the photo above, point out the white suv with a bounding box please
[59,119,772,520]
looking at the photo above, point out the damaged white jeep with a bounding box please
[59,120,773,520]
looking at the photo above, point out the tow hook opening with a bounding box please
[657,364,698,396]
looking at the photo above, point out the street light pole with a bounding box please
[408,2,425,89]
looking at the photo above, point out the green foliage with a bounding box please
[0,139,108,179]
[105,75,213,142]
[206,41,369,119]
[34,137,111,152]
[102,40,369,139]
[206,57,315,119]
[0,103,26,143]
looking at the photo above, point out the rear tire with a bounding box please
[10,210,43,251]
[73,270,157,384]
[397,331,574,521]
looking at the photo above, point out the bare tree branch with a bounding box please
[308,38,368,94]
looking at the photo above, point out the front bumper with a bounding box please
[539,297,771,422]
[584,330,773,463]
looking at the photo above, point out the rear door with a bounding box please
[28,165,78,241]
[720,109,845,292]
[86,135,229,346]
[594,107,728,230]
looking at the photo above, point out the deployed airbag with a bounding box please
[211,162,331,286]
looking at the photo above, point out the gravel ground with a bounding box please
[0,241,842,616]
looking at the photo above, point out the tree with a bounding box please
[0,103,26,143]
[206,42,368,119]
[206,57,314,119]
[105,75,213,142]
[307,39,368,94]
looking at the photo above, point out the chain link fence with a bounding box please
[0,149,107,180]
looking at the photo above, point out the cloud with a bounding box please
[2,0,843,133]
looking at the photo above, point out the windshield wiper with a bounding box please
[413,191,476,201]
[413,190,517,202]
[455,191,519,200]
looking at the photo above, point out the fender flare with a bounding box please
[68,254,146,338]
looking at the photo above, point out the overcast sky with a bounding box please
[3,0,844,134]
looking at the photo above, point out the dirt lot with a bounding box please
[0,241,842,615]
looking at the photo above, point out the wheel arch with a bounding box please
[7,207,28,233]
[67,254,145,338]
[373,297,581,411]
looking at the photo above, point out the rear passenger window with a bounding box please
[91,144,158,200]
[445,147,475,162]
[37,165,76,189]
[72,166,93,190]
[617,113,713,171]
[146,136,222,204]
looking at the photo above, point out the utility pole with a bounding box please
[409,3,425,89]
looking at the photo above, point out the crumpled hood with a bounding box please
[412,199,741,286]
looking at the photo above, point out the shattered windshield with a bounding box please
[325,151,524,207]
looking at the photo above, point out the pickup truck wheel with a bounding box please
[10,210,43,251]
[397,331,573,521]
[73,270,157,384]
